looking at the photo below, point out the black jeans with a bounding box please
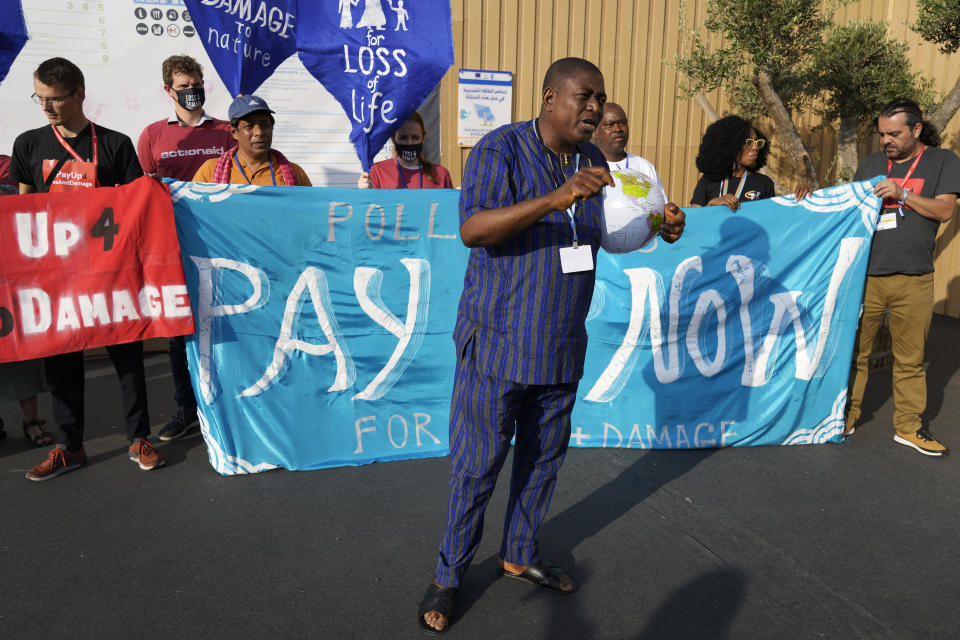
[44,342,149,451]
[167,335,196,409]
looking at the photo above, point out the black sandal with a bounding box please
[417,582,456,635]
[23,419,53,447]
[497,560,576,593]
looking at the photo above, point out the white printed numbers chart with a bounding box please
[18,1,110,70]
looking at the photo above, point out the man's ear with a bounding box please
[542,86,555,112]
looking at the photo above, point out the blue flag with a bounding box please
[167,178,881,475]
[0,2,28,87]
[182,0,298,96]
[296,0,454,170]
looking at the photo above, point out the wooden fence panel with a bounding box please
[438,0,960,316]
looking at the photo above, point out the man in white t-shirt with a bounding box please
[594,102,667,201]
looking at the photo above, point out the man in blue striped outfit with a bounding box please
[418,58,686,633]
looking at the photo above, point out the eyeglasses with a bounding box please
[600,119,628,130]
[31,89,76,106]
[744,138,766,149]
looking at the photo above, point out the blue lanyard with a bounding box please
[234,152,275,186]
[395,159,422,189]
[563,154,581,246]
[531,119,583,247]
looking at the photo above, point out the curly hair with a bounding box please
[162,55,204,87]
[695,115,770,180]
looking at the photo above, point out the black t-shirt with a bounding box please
[854,147,960,276]
[9,122,142,192]
[690,171,776,206]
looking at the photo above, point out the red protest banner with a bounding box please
[0,176,194,363]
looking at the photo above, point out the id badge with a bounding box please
[877,210,897,231]
[559,244,594,273]
[43,159,96,192]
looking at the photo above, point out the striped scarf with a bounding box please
[211,146,298,186]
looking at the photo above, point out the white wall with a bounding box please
[0,0,371,187]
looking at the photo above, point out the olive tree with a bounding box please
[673,0,939,188]
[672,0,827,188]
[807,20,935,182]
[913,0,960,133]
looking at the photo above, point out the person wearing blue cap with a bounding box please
[193,94,311,186]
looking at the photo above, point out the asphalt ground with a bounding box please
[2,314,959,640]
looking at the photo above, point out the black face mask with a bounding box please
[175,87,205,111]
[395,142,422,163]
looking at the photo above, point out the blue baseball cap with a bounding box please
[228,94,275,121]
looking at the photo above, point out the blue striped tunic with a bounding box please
[455,120,606,385]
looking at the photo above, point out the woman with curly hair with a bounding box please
[357,112,454,189]
[690,115,806,211]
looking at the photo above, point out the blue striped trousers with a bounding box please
[434,348,578,588]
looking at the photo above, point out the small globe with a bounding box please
[600,168,666,253]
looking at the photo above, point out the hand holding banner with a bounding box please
[0,176,195,363]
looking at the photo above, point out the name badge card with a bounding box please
[877,210,897,231]
[559,245,594,273]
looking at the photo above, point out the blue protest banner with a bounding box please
[167,177,881,475]
[0,2,28,87]
[182,0,298,96]
[295,0,454,170]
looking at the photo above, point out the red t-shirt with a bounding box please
[0,154,16,187]
[369,158,454,189]
[137,115,234,181]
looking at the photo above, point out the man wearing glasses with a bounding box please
[689,115,777,211]
[9,57,163,481]
[594,101,668,202]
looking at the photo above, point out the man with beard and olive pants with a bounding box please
[845,98,960,456]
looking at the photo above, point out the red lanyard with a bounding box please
[887,145,924,182]
[51,122,99,187]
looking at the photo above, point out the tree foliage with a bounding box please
[673,0,940,186]
[808,20,937,123]
[913,0,960,55]
[673,0,824,119]
[912,0,960,134]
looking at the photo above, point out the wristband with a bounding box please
[897,187,910,218]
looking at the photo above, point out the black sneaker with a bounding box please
[159,405,198,441]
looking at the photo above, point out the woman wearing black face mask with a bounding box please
[357,111,454,189]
